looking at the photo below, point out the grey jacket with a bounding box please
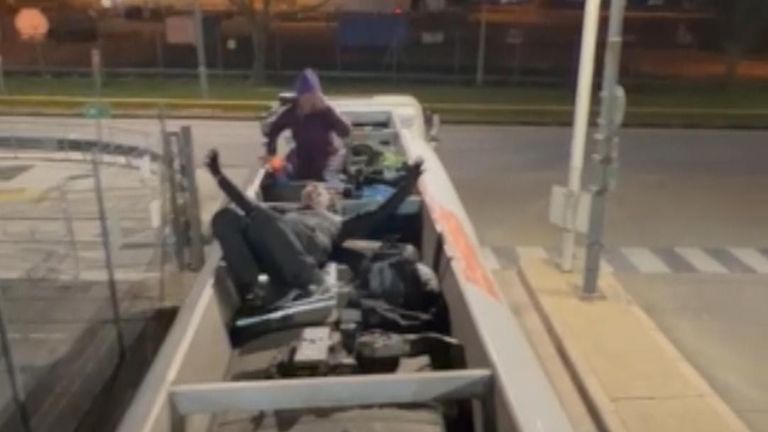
[283,209,341,263]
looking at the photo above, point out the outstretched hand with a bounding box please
[205,149,222,178]
[406,157,425,177]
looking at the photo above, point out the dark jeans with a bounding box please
[212,207,318,299]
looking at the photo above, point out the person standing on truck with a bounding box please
[264,68,351,182]
[205,149,422,309]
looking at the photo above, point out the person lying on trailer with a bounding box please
[205,149,423,309]
[263,68,351,182]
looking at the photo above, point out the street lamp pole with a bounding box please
[193,0,209,99]
[560,0,602,272]
[582,0,628,296]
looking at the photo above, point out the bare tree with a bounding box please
[230,0,271,84]
[229,0,334,83]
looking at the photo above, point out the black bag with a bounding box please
[361,243,439,312]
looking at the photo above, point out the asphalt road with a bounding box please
[438,125,768,431]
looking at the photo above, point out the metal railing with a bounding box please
[0,117,204,432]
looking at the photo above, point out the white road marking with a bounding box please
[674,247,729,274]
[728,248,768,274]
[599,258,615,273]
[621,247,671,274]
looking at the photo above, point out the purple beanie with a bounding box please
[295,68,322,96]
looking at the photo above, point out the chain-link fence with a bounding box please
[0,116,204,432]
[0,2,764,88]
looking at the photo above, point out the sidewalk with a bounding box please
[516,257,750,432]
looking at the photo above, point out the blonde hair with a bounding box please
[296,92,328,116]
[300,182,341,212]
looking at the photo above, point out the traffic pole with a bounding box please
[582,0,628,296]
[560,0,602,272]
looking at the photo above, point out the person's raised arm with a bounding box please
[337,160,423,243]
[205,150,255,215]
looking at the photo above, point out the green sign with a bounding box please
[83,102,111,119]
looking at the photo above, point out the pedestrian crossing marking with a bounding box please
[622,247,672,274]
[598,258,614,273]
[728,248,768,273]
[674,247,729,274]
[486,246,768,275]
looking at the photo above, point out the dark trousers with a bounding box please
[212,207,318,299]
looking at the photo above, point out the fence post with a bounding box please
[91,47,103,98]
[91,144,127,360]
[0,27,5,95]
[162,129,186,271]
[475,2,488,86]
[179,126,204,271]
[193,0,210,98]
[0,286,31,432]
[157,109,169,302]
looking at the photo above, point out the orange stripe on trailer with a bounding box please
[421,187,502,302]
[434,207,502,301]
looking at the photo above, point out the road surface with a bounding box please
[438,125,768,431]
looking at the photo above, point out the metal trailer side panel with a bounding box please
[402,128,574,432]
[118,105,575,432]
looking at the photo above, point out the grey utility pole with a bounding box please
[193,0,210,99]
[582,0,628,296]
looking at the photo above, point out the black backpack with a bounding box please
[361,243,439,312]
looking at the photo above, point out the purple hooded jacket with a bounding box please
[265,69,351,181]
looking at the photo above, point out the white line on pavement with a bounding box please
[675,247,729,274]
[599,258,615,273]
[728,248,768,274]
[622,248,671,274]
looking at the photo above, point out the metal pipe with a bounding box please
[475,2,488,86]
[91,133,127,359]
[583,0,628,296]
[157,109,169,303]
[179,126,204,271]
[0,289,31,431]
[193,0,210,99]
[560,0,602,272]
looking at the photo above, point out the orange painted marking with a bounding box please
[421,184,502,302]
